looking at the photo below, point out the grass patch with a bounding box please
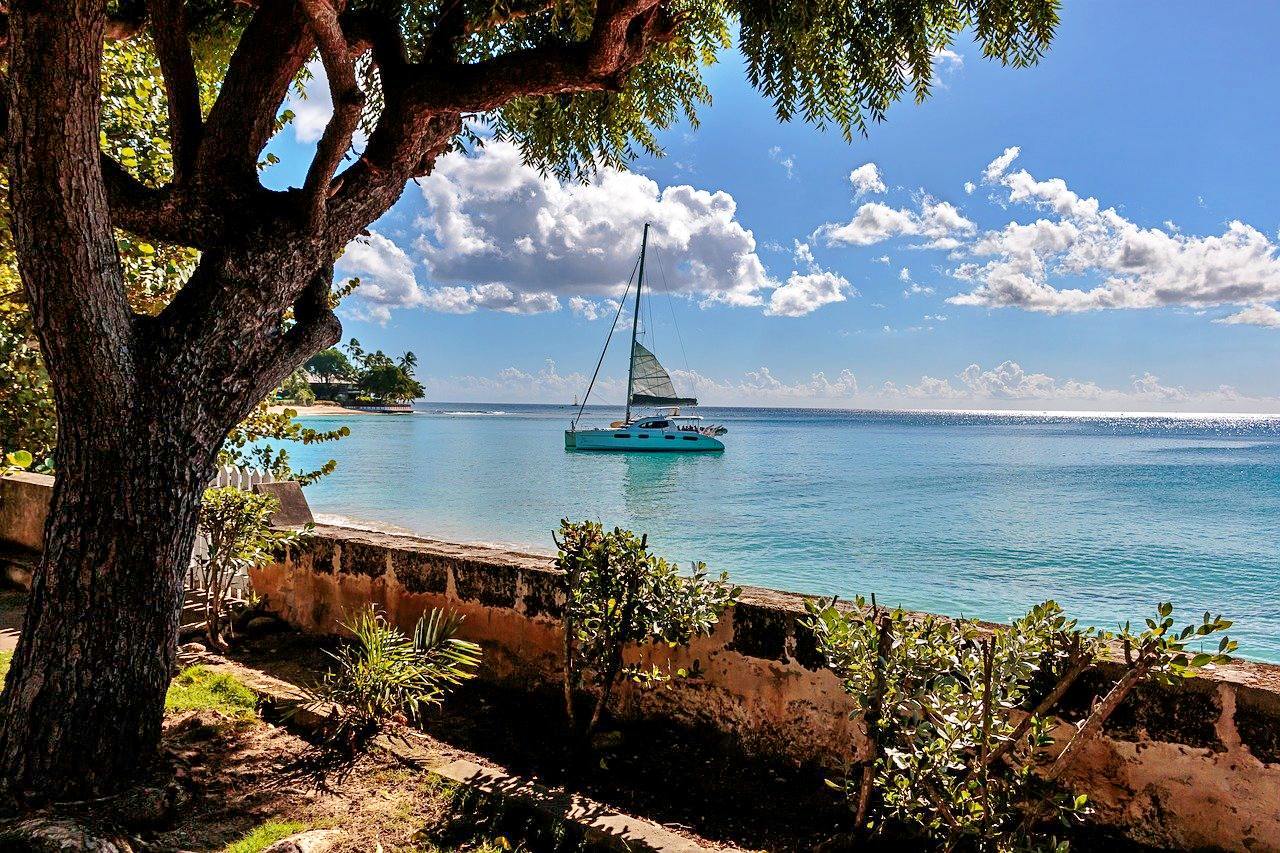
[223,820,307,853]
[0,650,11,682]
[166,665,257,717]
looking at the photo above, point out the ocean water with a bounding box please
[282,404,1280,661]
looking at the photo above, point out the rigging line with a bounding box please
[646,264,656,353]
[653,247,694,402]
[574,252,641,427]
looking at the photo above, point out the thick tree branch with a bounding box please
[325,111,460,244]
[297,0,363,226]
[148,0,203,184]
[198,0,313,187]
[100,155,226,248]
[403,0,671,113]
[0,1,145,49]
[105,0,148,40]
[586,0,661,75]
[321,0,674,245]
[232,264,341,423]
[428,0,465,60]
[8,0,136,412]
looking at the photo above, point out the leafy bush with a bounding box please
[805,597,1234,851]
[196,488,309,651]
[555,520,740,741]
[300,606,481,752]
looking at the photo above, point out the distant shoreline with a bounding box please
[267,402,380,417]
[271,400,1280,420]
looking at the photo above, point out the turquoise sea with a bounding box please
[283,404,1280,661]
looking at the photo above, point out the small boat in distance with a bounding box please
[565,224,727,452]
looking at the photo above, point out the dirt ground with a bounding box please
[0,590,526,853]
[4,704,525,853]
[231,631,848,852]
[151,709,458,852]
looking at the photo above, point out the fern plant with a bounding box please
[299,606,482,752]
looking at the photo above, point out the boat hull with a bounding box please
[565,428,724,452]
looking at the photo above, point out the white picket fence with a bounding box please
[187,466,275,598]
[209,465,276,490]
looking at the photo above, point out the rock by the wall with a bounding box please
[0,471,52,553]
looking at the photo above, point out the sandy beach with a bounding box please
[266,401,381,417]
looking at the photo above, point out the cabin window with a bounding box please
[665,435,675,440]
[683,435,698,441]
[614,433,630,439]
[638,433,649,439]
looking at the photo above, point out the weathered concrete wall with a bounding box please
[0,471,52,553]
[254,525,1280,852]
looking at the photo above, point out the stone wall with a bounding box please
[253,524,1280,852]
[0,471,52,553]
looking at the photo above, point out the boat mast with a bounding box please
[624,222,649,424]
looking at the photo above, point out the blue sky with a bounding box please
[265,1,1280,411]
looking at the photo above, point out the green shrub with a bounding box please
[166,665,258,717]
[300,607,481,752]
[196,487,309,651]
[805,598,1235,851]
[224,820,307,853]
[555,520,740,741]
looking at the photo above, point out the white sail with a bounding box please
[629,341,696,407]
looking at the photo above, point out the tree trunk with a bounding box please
[0,409,215,800]
[0,0,334,800]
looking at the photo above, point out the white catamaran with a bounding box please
[565,224,727,452]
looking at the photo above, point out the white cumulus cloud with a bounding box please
[1214,304,1280,328]
[947,148,1280,315]
[415,140,773,310]
[334,232,424,323]
[336,140,880,320]
[421,283,561,315]
[568,296,622,321]
[849,163,886,197]
[766,270,855,317]
[817,197,975,249]
[283,59,371,150]
[982,146,1021,183]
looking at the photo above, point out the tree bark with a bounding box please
[0,415,214,799]
[0,0,266,800]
